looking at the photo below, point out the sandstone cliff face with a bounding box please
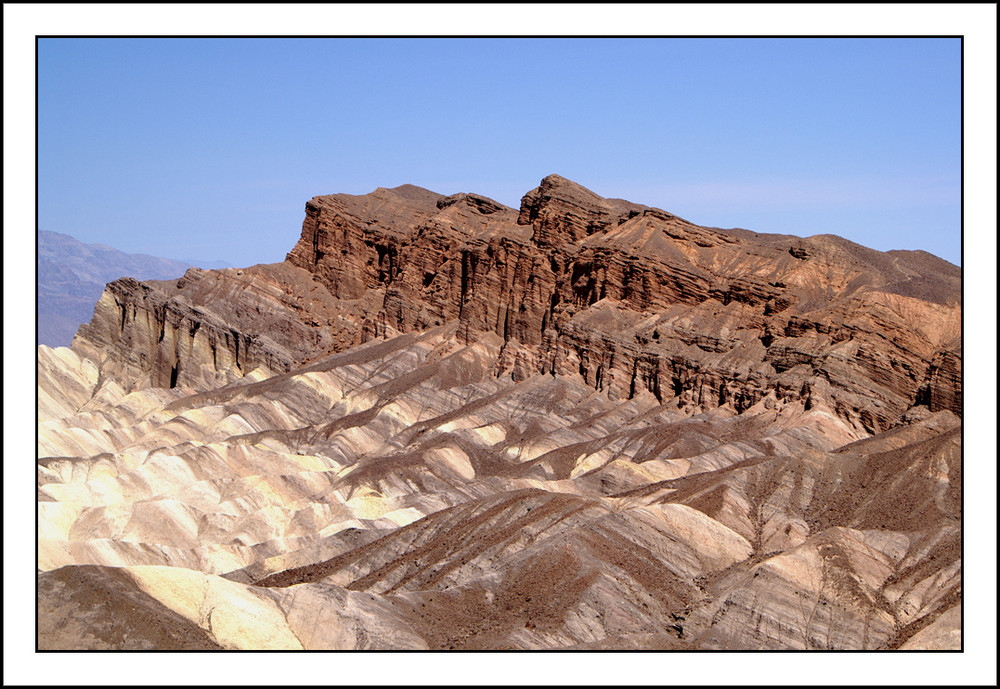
[283,175,962,432]
[71,176,961,435]
[517,173,649,248]
[70,175,960,434]
[72,263,378,394]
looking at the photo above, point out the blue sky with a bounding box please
[38,37,962,266]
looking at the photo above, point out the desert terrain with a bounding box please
[37,175,961,650]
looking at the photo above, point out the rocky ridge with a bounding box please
[39,175,962,650]
[74,175,961,434]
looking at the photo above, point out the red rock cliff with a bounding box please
[75,175,961,434]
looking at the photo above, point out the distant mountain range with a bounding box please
[37,231,231,347]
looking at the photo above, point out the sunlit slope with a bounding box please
[38,323,959,649]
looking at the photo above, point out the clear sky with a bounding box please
[38,36,962,266]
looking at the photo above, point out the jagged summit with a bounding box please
[70,174,961,432]
[379,183,444,203]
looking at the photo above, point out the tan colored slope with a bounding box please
[38,322,858,572]
[39,320,959,649]
[38,564,426,650]
[37,345,102,422]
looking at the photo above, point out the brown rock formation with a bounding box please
[41,174,961,650]
[72,262,378,392]
[74,175,959,431]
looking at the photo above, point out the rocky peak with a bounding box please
[381,183,443,203]
[436,192,509,215]
[517,174,647,248]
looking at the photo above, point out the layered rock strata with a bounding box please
[73,175,960,436]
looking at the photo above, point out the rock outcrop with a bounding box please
[40,175,962,650]
[37,231,201,348]
[73,175,961,433]
[72,262,377,393]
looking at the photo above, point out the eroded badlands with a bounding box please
[38,176,961,650]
